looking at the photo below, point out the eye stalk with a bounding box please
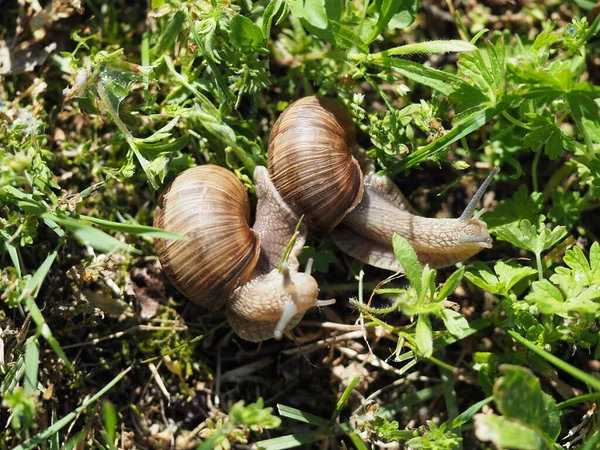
[459,167,500,222]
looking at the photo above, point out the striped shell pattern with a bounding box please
[267,96,364,231]
[153,165,260,310]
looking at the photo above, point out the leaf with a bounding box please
[371,57,464,97]
[392,233,422,294]
[436,267,465,302]
[43,213,133,253]
[80,215,187,240]
[391,104,504,171]
[439,309,470,338]
[525,279,599,318]
[262,0,286,38]
[474,414,544,450]
[494,220,567,255]
[288,0,328,29]
[465,261,537,296]
[367,0,418,43]
[151,10,185,57]
[523,115,575,160]
[371,40,476,58]
[415,314,433,358]
[276,405,330,428]
[24,338,39,397]
[550,241,600,298]
[494,365,560,443]
[230,14,265,52]
[484,185,544,232]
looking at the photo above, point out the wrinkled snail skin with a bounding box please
[226,166,324,342]
[268,96,496,271]
[154,165,326,342]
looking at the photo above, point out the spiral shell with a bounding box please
[267,96,364,230]
[153,165,260,310]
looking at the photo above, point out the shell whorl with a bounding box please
[267,96,364,230]
[153,165,260,310]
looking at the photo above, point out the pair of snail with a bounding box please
[153,97,496,342]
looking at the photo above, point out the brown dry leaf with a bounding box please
[0,40,56,75]
[128,266,167,319]
[30,0,84,31]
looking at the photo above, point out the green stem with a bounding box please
[504,328,600,392]
[429,355,457,373]
[531,148,541,193]
[501,110,532,129]
[557,392,600,410]
[535,250,544,281]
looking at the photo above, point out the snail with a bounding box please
[153,164,334,342]
[267,96,497,271]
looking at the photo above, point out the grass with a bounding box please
[1,0,599,448]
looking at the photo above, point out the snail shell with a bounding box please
[153,165,260,310]
[267,96,495,270]
[268,96,364,231]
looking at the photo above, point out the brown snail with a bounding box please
[268,96,497,271]
[153,164,334,342]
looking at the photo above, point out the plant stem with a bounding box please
[531,148,541,193]
[504,328,600,392]
[535,250,544,281]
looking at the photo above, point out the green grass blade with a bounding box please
[392,105,504,171]
[276,404,330,428]
[330,376,360,423]
[24,337,39,397]
[449,396,493,429]
[256,431,330,449]
[80,215,187,240]
[13,367,132,450]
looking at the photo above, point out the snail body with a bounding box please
[267,96,496,271]
[154,164,332,342]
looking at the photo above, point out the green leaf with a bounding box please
[289,0,328,29]
[371,40,476,59]
[230,398,281,430]
[494,220,567,255]
[494,365,560,443]
[465,261,537,296]
[276,405,330,428]
[42,214,133,253]
[24,338,39,397]
[80,215,187,240]
[523,115,575,160]
[319,20,369,54]
[474,414,544,450]
[436,267,465,302]
[330,376,360,423]
[262,0,286,37]
[393,104,504,170]
[439,309,470,338]
[151,10,185,58]
[230,14,265,52]
[367,0,418,43]
[448,396,493,430]
[102,401,117,450]
[415,314,433,358]
[256,431,329,450]
[484,185,544,232]
[392,233,422,294]
[370,57,464,97]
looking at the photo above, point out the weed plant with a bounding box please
[1,0,599,448]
